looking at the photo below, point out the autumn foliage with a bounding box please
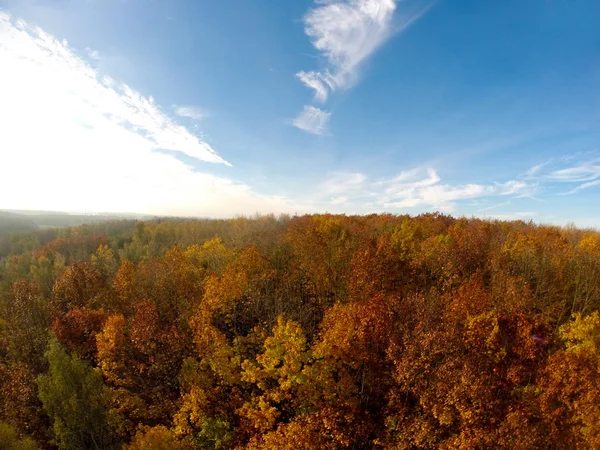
[1,214,600,449]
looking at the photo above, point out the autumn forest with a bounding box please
[1,213,600,449]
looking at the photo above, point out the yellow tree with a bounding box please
[298,294,398,448]
[286,215,354,306]
[52,262,103,312]
[0,422,38,450]
[124,426,192,450]
[386,275,550,449]
[239,316,309,438]
[174,247,275,448]
[539,312,600,448]
[96,301,192,437]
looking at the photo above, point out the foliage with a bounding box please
[1,214,600,447]
[0,422,38,450]
[124,425,192,450]
[36,338,117,449]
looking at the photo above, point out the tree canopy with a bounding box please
[1,213,600,448]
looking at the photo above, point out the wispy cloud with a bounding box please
[382,179,523,212]
[296,0,433,103]
[482,212,537,222]
[330,196,350,205]
[292,105,331,135]
[477,201,512,212]
[377,169,531,211]
[297,0,397,102]
[561,179,600,195]
[320,172,367,196]
[524,161,550,178]
[313,167,532,213]
[0,12,305,216]
[526,156,600,195]
[85,47,100,60]
[292,0,433,134]
[500,180,529,195]
[175,105,210,121]
[548,159,600,183]
[296,70,332,103]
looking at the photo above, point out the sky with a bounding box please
[0,0,599,226]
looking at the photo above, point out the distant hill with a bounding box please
[0,211,38,237]
[0,210,151,238]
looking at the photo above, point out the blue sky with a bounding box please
[0,0,599,225]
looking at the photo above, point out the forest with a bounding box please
[1,213,600,449]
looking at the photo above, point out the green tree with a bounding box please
[0,422,38,450]
[36,338,118,450]
[0,280,50,373]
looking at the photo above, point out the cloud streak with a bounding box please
[561,179,600,195]
[525,156,600,195]
[481,212,537,222]
[175,105,210,121]
[548,159,600,183]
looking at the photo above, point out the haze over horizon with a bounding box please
[1,0,599,225]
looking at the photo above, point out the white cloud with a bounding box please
[296,0,432,102]
[482,212,537,221]
[561,179,600,195]
[524,161,549,178]
[527,157,600,195]
[85,47,100,60]
[477,201,511,212]
[498,180,528,195]
[300,0,397,94]
[548,160,600,182]
[296,70,333,103]
[0,12,303,217]
[320,172,367,196]
[292,105,331,135]
[390,168,422,183]
[314,167,531,213]
[175,105,210,121]
[383,168,440,196]
[292,0,433,133]
[385,182,490,211]
[0,14,226,165]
